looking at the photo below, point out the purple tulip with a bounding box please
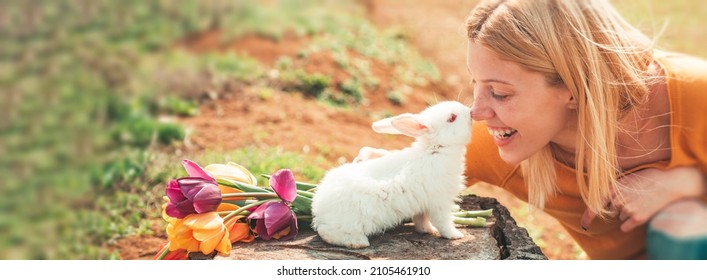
[247,169,299,240]
[164,159,223,219]
[248,201,298,240]
[181,159,215,181]
[269,169,296,203]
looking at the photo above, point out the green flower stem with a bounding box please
[222,198,279,221]
[296,190,314,199]
[217,210,251,216]
[452,209,493,218]
[221,200,259,207]
[295,215,312,221]
[217,178,271,193]
[156,242,170,260]
[222,192,279,199]
[453,217,487,227]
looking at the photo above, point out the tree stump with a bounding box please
[192,195,546,260]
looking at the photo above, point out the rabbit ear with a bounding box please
[390,114,428,137]
[372,116,403,134]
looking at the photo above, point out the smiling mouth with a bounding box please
[487,127,518,140]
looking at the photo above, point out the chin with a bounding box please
[497,149,524,166]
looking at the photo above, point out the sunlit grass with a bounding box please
[615,0,707,58]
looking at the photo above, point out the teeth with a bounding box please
[487,128,517,139]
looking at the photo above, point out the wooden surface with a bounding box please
[191,196,546,260]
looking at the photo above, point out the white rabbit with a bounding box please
[311,101,473,248]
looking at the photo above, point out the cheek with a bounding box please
[494,100,524,128]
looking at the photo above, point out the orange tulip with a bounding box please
[166,212,232,255]
[216,202,240,212]
[224,216,255,243]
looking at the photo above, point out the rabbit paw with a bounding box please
[413,214,438,234]
[346,239,371,249]
[440,228,464,240]
[319,230,370,249]
[415,222,439,235]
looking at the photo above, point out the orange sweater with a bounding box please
[464,52,707,259]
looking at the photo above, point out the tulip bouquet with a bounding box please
[153,159,491,260]
[154,159,316,260]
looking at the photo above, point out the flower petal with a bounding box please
[165,202,190,219]
[182,159,215,181]
[278,214,299,241]
[192,226,223,242]
[247,201,276,220]
[192,184,222,213]
[254,219,270,240]
[198,229,225,255]
[270,169,296,202]
[178,178,211,200]
[271,226,291,240]
[184,212,223,230]
[227,162,258,184]
[161,202,177,223]
[264,202,294,236]
[205,162,258,185]
[216,203,240,212]
[154,243,189,260]
[215,232,232,255]
[164,249,189,260]
[165,180,186,202]
[224,216,254,243]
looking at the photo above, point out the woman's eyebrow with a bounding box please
[478,78,514,85]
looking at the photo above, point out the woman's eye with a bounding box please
[490,91,508,100]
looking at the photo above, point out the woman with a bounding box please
[464,0,706,259]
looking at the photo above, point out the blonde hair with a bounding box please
[466,0,655,217]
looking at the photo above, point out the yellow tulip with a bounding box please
[167,212,232,255]
[206,162,260,207]
[205,162,258,185]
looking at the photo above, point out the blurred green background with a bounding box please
[1,0,705,259]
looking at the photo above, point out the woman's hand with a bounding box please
[581,166,705,232]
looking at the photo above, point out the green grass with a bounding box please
[0,0,345,259]
[614,0,707,58]
[2,0,414,259]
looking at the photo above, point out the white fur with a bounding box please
[311,101,472,248]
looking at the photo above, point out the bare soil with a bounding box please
[115,0,586,260]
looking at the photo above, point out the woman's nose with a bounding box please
[470,97,493,121]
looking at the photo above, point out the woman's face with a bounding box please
[466,41,577,165]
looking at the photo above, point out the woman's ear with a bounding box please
[568,95,578,109]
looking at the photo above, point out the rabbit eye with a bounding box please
[447,113,457,123]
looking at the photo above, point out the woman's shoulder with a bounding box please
[655,51,707,167]
[656,51,707,113]
[656,51,707,82]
